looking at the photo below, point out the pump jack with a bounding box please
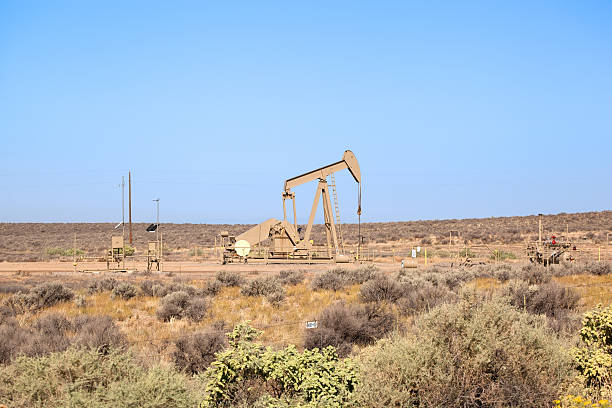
[222,150,361,263]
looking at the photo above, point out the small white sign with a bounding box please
[411,249,417,258]
[306,321,318,329]
[417,246,421,252]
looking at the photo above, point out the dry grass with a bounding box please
[11,279,367,362]
[4,264,611,366]
[35,291,157,321]
[554,274,612,309]
[202,282,362,345]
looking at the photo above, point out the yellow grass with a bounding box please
[554,274,612,309]
[201,282,362,346]
[10,270,612,364]
[465,277,502,291]
[38,291,157,321]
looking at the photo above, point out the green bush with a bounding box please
[0,347,201,408]
[356,297,573,408]
[572,305,612,388]
[46,247,84,257]
[200,322,358,407]
[490,249,517,260]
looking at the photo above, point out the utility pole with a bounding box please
[153,198,160,270]
[129,171,132,244]
[538,214,543,250]
[121,176,125,240]
[73,232,77,273]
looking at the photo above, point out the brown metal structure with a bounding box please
[223,150,361,263]
[527,214,576,266]
[107,235,125,269]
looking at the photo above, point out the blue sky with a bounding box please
[1,1,610,224]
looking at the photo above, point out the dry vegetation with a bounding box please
[1,211,612,406]
[1,210,610,261]
[1,260,612,406]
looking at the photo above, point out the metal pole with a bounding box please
[538,214,543,249]
[153,198,160,269]
[129,171,132,244]
[153,199,160,247]
[122,176,125,239]
[73,232,76,273]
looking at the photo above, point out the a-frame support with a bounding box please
[301,179,339,258]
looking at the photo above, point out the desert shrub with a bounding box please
[490,263,513,282]
[359,274,403,303]
[28,282,74,310]
[241,276,283,297]
[520,263,552,284]
[0,284,27,294]
[275,269,305,286]
[184,297,209,322]
[157,291,191,321]
[1,292,29,316]
[156,291,209,322]
[33,313,72,334]
[25,314,72,357]
[409,267,479,291]
[215,270,245,287]
[0,347,200,407]
[139,279,160,296]
[111,282,137,300]
[73,295,87,308]
[165,281,200,296]
[312,266,378,292]
[151,283,169,297]
[173,326,227,374]
[202,279,223,296]
[311,269,347,291]
[2,282,74,315]
[87,277,118,294]
[201,322,358,407]
[0,317,30,364]
[304,302,395,357]
[345,265,378,284]
[265,289,286,306]
[356,297,573,408]
[72,315,125,351]
[503,280,580,333]
[584,262,612,276]
[396,282,457,315]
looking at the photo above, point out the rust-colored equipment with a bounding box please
[527,214,576,266]
[223,150,361,264]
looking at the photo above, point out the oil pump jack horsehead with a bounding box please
[223,150,361,263]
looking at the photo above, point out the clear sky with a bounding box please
[1,1,610,224]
